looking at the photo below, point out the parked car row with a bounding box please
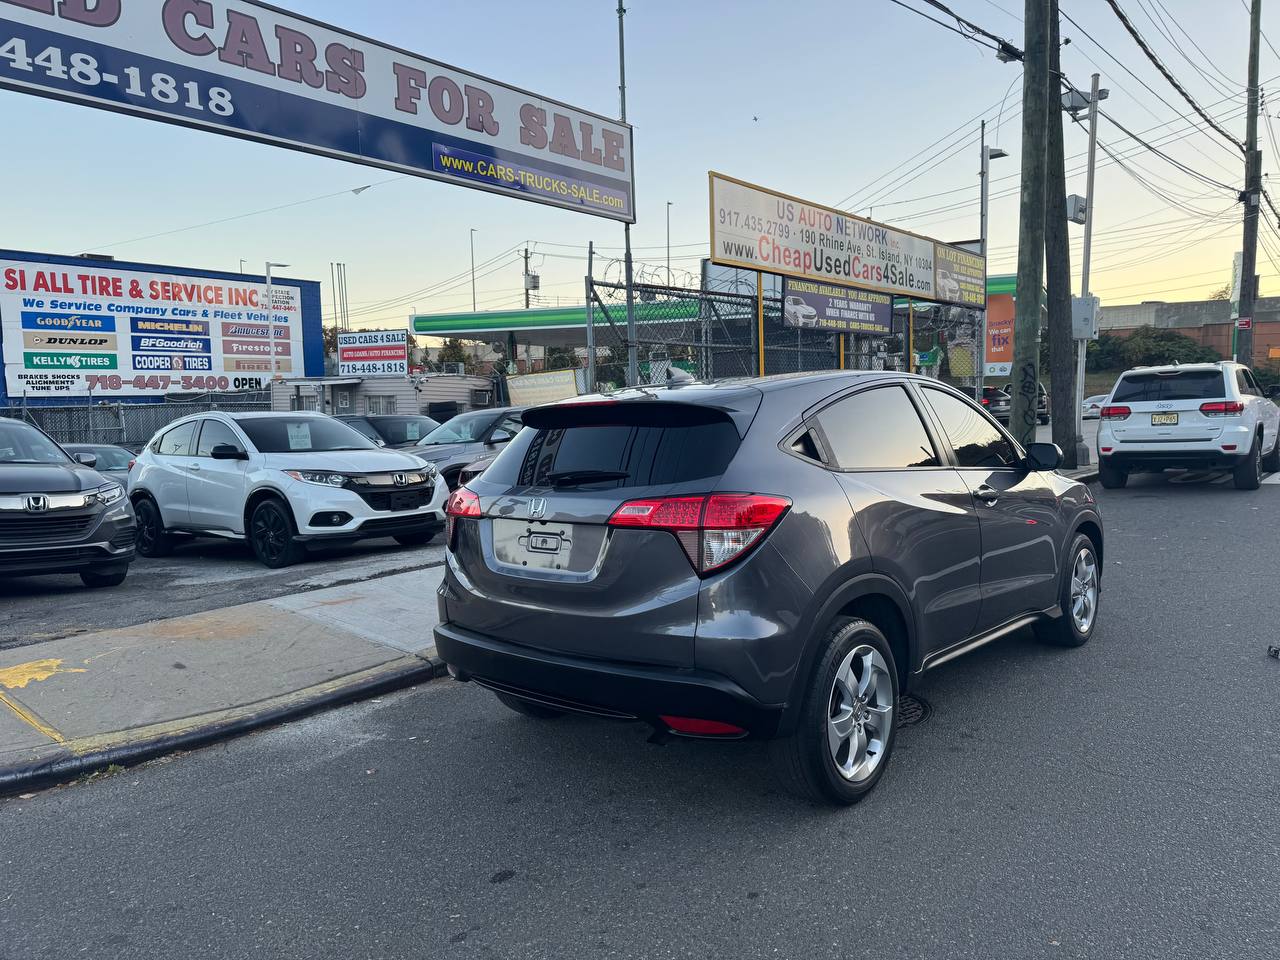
[0,404,528,584]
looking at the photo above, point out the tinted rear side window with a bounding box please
[1111,371,1226,402]
[481,411,741,490]
[814,386,940,469]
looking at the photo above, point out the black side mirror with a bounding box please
[1266,384,1280,400]
[1025,442,1063,471]
[74,451,98,468]
[210,444,248,461]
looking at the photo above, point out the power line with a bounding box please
[883,0,1003,53]
[1060,6,1245,164]
[1240,0,1280,63]
[914,0,1023,57]
[1101,0,1246,152]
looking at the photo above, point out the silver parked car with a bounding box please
[409,407,526,490]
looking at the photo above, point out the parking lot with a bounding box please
[2,471,1278,960]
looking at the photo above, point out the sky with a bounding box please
[0,0,1276,332]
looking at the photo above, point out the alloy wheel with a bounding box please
[253,506,288,563]
[827,644,895,782]
[1070,547,1099,634]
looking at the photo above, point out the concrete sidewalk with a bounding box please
[0,565,444,793]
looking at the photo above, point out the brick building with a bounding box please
[1099,296,1280,365]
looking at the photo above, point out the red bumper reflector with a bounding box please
[1223,444,1238,451]
[659,716,746,736]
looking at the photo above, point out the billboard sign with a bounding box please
[0,257,302,397]
[337,329,407,376]
[984,293,1015,377]
[0,1,634,222]
[781,278,891,335]
[709,172,985,306]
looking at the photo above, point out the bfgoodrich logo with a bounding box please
[23,352,118,370]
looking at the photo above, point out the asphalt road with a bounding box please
[0,536,445,650]
[4,470,1278,960]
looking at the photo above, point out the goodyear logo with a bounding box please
[23,352,118,370]
[20,311,116,332]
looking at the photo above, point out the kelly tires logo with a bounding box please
[22,352,117,370]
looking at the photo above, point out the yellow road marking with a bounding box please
[0,691,65,743]
[0,658,86,690]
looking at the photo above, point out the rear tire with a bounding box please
[770,618,898,806]
[1098,460,1128,489]
[249,498,307,568]
[394,530,436,547]
[1035,533,1099,648]
[1234,436,1263,490]
[495,692,564,719]
[1262,434,1280,472]
[133,496,174,557]
[80,565,129,588]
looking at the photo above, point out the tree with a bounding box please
[437,338,479,375]
[1119,326,1221,367]
[1208,284,1232,301]
[544,345,579,370]
[322,325,339,355]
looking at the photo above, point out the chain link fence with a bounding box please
[0,394,270,448]
[587,279,881,386]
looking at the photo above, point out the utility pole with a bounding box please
[1077,73,1105,467]
[1237,0,1263,366]
[1045,0,1077,466]
[523,246,531,309]
[618,1,638,386]
[1011,0,1050,448]
[469,228,477,313]
[977,123,1008,401]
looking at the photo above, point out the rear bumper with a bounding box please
[1100,449,1248,471]
[433,621,784,738]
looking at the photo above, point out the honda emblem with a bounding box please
[528,497,547,520]
[25,495,49,513]
[392,473,409,486]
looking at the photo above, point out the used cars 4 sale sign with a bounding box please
[0,257,304,397]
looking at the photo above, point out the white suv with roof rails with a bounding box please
[129,412,446,567]
[1097,361,1280,490]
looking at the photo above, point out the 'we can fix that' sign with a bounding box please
[0,0,635,221]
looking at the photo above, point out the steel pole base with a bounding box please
[1075,442,1092,467]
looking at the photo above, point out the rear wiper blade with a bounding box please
[546,469,629,487]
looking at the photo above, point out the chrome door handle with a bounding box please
[188,463,202,471]
[975,484,999,505]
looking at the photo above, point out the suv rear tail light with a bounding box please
[445,487,482,549]
[1199,400,1245,416]
[1100,405,1131,420]
[608,493,790,575]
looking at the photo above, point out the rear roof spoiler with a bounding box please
[522,388,764,438]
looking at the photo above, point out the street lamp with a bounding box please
[976,120,1008,400]
[666,201,673,286]
[469,228,477,313]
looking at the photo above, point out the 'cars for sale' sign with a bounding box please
[338,329,407,377]
[710,172,985,307]
[0,257,304,397]
[0,1,634,222]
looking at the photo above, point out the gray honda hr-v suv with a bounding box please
[435,372,1103,805]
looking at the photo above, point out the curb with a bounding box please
[0,655,449,798]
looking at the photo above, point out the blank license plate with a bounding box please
[1151,413,1179,425]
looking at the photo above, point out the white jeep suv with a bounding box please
[129,412,447,567]
[1097,362,1280,490]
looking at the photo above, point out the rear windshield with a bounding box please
[481,408,741,490]
[1111,371,1226,403]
